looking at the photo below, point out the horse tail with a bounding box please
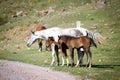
[90,38,97,48]
[87,30,105,44]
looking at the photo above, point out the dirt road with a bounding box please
[0,60,78,80]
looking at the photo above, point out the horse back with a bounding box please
[67,36,96,48]
[65,36,85,48]
[79,36,97,48]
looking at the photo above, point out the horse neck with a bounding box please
[61,36,68,44]
[36,31,47,40]
[52,41,58,46]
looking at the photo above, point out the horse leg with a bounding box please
[51,43,55,66]
[61,57,69,66]
[85,49,89,68]
[60,48,65,66]
[75,48,80,67]
[76,47,85,67]
[38,42,42,52]
[61,57,65,66]
[86,48,92,68]
[55,45,59,66]
[88,49,92,68]
[66,58,69,66]
[79,50,85,67]
[60,48,66,66]
[65,51,69,67]
[63,48,69,66]
[38,39,42,52]
[69,48,74,67]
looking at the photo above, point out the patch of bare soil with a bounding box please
[0,60,78,80]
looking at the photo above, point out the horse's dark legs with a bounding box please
[86,48,92,68]
[76,48,84,67]
[64,49,68,58]
[69,48,74,67]
[79,50,84,66]
[38,39,42,52]
[38,42,42,52]
[55,45,59,66]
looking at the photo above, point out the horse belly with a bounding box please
[71,41,83,48]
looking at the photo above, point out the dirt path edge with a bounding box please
[0,60,79,80]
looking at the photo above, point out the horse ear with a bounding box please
[49,37,54,41]
[48,37,53,41]
[51,37,54,41]
[31,30,35,35]
[58,36,60,39]
[58,36,61,39]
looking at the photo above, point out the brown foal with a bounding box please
[58,35,97,68]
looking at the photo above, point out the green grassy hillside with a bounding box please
[0,0,120,80]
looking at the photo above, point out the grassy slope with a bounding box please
[0,0,120,80]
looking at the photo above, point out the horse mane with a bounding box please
[36,26,46,31]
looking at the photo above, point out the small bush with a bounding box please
[0,16,8,25]
[0,35,6,41]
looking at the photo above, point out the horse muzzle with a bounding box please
[27,43,31,47]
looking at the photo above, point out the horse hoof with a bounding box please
[88,66,91,68]
[86,65,91,68]
[71,63,75,67]
[75,65,79,67]
[38,50,41,52]
[56,63,59,66]
[67,64,69,67]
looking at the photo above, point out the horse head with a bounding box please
[45,37,54,51]
[58,36,66,43]
[45,37,59,51]
[26,31,39,47]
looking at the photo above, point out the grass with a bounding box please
[0,0,120,80]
